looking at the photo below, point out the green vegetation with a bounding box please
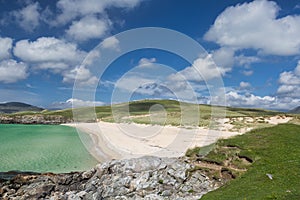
[189,124,300,199]
[1,99,286,127]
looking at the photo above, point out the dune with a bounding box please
[64,122,243,162]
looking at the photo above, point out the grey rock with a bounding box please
[0,156,220,200]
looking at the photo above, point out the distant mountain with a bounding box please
[0,102,43,114]
[289,106,300,114]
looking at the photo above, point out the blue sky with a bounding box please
[0,0,300,111]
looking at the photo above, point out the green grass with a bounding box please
[199,124,300,199]
[1,99,284,127]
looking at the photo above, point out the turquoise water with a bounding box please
[0,124,98,173]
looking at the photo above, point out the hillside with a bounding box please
[0,102,43,114]
[200,124,300,199]
[0,99,286,127]
[289,106,300,114]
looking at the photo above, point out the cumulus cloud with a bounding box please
[226,91,275,107]
[0,37,13,59]
[239,81,251,89]
[112,58,203,101]
[63,65,98,86]
[54,0,142,25]
[14,37,86,72]
[138,58,157,68]
[49,98,105,109]
[66,15,111,41]
[205,0,300,56]
[168,54,227,83]
[241,70,254,76]
[210,46,260,73]
[277,61,300,98]
[101,36,120,51]
[113,58,169,93]
[115,75,155,93]
[211,47,235,70]
[84,49,101,66]
[0,59,28,83]
[216,90,300,111]
[235,55,260,67]
[53,0,142,41]
[11,2,40,31]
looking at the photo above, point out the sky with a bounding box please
[0,0,300,111]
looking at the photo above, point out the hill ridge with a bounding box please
[0,102,43,114]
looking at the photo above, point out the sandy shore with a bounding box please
[64,122,243,162]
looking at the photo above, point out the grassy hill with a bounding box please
[0,102,43,114]
[1,99,285,127]
[188,124,300,199]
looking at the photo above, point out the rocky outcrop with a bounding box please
[0,115,72,125]
[0,156,220,200]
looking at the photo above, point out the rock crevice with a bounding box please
[0,156,220,200]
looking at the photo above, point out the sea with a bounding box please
[0,124,98,173]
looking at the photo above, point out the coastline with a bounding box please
[64,121,243,162]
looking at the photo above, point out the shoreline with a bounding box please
[64,121,244,162]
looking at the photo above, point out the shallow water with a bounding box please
[0,124,98,173]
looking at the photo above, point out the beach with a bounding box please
[65,122,244,162]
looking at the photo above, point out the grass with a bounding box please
[1,99,285,127]
[196,124,300,199]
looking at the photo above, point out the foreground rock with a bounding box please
[0,156,220,200]
[0,115,72,125]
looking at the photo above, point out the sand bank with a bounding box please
[64,122,243,162]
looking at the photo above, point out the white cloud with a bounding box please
[84,49,101,66]
[63,65,98,86]
[0,59,28,83]
[49,98,105,109]
[205,0,300,56]
[168,54,227,83]
[0,37,13,59]
[66,15,110,41]
[239,81,251,89]
[277,61,300,98]
[210,47,260,74]
[67,98,105,107]
[235,55,260,67]
[138,58,157,68]
[218,90,300,111]
[115,75,154,93]
[277,85,295,94]
[101,36,120,51]
[211,91,276,109]
[278,72,300,86]
[54,0,142,25]
[241,70,254,76]
[12,2,40,31]
[211,47,235,70]
[14,37,86,72]
[111,58,204,101]
[36,62,69,72]
[217,61,300,110]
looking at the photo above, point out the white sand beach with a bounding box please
[64,122,243,162]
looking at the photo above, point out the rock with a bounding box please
[0,114,73,125]
[0,156,220,200]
